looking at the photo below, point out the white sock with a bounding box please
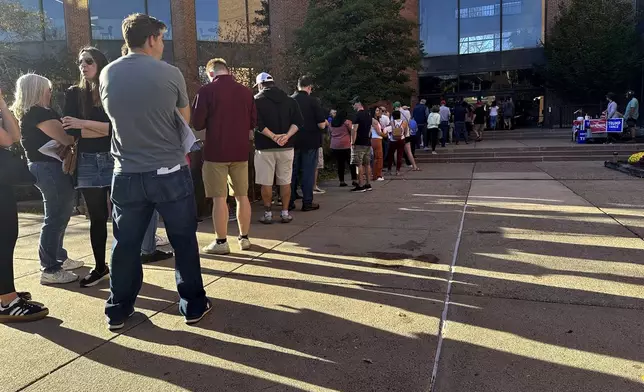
[281,210,289,216]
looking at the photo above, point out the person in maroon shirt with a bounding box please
[192,58,256,255]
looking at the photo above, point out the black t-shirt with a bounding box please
[291,91,326,150]
[474,106,486,124]
[352,109,372,147]
[20,106,62,163]
[64,86,112,153]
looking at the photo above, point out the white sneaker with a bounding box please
[61,258,84,271]
[155,235,169,246]
[41,270,78,285]
[432,151,438,155]
[377,177,385,181]
[238,237,251,251]
[313,186,326,194]
[202,241,230,255]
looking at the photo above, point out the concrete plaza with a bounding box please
[2,161,643,392]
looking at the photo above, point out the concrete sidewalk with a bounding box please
[2,161,643,392]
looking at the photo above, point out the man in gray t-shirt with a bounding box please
[100,13,209,331]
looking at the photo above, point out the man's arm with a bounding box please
[175,67,190,124]
[0,91,20,144]
[191,87,208,131]
[351,124,358,145]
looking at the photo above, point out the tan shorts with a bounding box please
[351,145,371,166]
[254,149,294,186]
[203,161,249,198]
[473,123,485,133]
[317,147,324,169]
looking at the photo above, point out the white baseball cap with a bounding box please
[254,72,274,87]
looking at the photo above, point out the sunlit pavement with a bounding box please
[2,161,643,392]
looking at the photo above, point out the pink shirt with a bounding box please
[330,121,352,150]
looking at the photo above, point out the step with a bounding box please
[416,155,627,163]
[415,146,644,156]
[415,151,640,160]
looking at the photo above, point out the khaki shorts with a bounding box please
[473,123,485,133]
[254,149,294,186]
[351,145,371,166]
[317,147,324,169]
[203,161,249,198]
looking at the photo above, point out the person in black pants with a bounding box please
[62,47,114,288]
[329,110,357,186]
[0,90,49,322]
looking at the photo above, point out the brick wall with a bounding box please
[171,0,200,100]
[268,0,309,88]
[402,0,420,106]
[63,0,91,55]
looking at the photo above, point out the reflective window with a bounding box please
[196,0,219,41]
[459,0,500,54]
[147,0,173,39]
[196,0,263,42]
[502,0,543,50]
[43,0,66,40]
[90,0,145,40]
[419,0,458,56]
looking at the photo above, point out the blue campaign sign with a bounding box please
[606,118,624,133]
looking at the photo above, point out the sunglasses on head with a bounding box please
[78,58,94,66]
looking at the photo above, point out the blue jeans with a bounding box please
[454,122,468,142]
[29,161,74,273]
[106,166,207,322]
[291,148,318,206]
[141,210,159,255]
[440,121,450,146]
[489,115,498,130]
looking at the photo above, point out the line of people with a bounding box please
[0,13,336,326]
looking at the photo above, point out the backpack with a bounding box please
[392,120,404,141]
[409,119,418,136]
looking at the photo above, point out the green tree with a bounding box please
[290,0,420,109]
[543,0,642,103]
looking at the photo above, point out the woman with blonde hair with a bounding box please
[13,73,83,285]
[0,87,49,321]
[62,47,113,287]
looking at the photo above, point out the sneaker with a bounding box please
[202,241,230,255]
[350,185,366,193]
[364,184,373,192]
[107,309,135,331]
[377,177,385,181]
[424,147,430,152]
[313,186,326,194]
[79,267,110,288]
[238,237,251,251]
[185,299,212,325]
[339,182,348,187]
[61,258,84,271]
[280,213,293,223]
[301,203,320,212]
[259,212,273,224]
[155,235,169,247]
[432,151,438,155]
[352,181,359,187]
[140,250,174,264]
[41,270,78,285]
[17,292,32,301]
[0,297,49,323]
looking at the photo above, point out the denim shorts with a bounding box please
[76,152,114,189]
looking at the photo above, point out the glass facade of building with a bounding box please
[89,0,172,40]
[196,0,263,42]
[0,0,66,42]
[420,0,544,57]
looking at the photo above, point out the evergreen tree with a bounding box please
[543,0,642,103]
[290,0,420,109]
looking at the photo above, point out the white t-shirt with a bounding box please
[490,106,499,116]
[371,125,382,139]
[399,109,411,122]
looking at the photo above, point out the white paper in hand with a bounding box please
[38,140,63,162]
[175,109,197,155]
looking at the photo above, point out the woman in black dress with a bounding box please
[62,47,113,287]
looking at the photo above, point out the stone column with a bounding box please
[63,0,91,55]
[171,0,200,100]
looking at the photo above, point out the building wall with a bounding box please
[268,0,309,88]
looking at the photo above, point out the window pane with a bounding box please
[43,0,66,40]
[420,0,458,56]
[90,0,145,40]
[0,0,41,42]
[196,0,251,42]
[459,0,501,54]
[196,0,219,41]
[147,0,173,39]
[502,0,543,50]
